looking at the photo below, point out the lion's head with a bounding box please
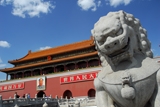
[91,10,153,68]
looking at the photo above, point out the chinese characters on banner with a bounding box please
[0,82,24,92]
[60,71,99,84]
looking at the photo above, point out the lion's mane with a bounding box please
[92,10,153,67]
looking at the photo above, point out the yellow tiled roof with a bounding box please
[9,38,94,63]
[1,52,97,72]
[0,38,97,72]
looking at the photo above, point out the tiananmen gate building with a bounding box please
[0,37,101,99]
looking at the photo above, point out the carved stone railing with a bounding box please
[58,97,97,107]
[0,95,58,107]
[0,95,97,107]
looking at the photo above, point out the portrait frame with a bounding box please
[36,76,46,91]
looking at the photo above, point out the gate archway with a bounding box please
[63,90,72,99]
[88,89,95,97]
[37,91,46,98]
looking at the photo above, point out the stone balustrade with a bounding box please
[0,94,96,107]
[0,94,58,107]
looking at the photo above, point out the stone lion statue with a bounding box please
[91,10,160,107]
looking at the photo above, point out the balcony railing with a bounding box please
[0,94,97,107]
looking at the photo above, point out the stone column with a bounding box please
[14,94,17,105]
[14,104,19,107]
[66,96,69,107]
[35,94,38,104]
[74,100,80,107]
[43,102,48,107]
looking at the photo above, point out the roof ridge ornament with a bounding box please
[28,50,32,54]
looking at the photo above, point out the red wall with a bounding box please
[0,80,37,99]
[46,77,95,97]
[0,71,98,99]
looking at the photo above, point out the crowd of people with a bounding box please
[15,92,30,98]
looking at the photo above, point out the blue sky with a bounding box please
[0,0,160,80]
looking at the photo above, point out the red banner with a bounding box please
[60,72,99,84]
[0,82,24,92]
